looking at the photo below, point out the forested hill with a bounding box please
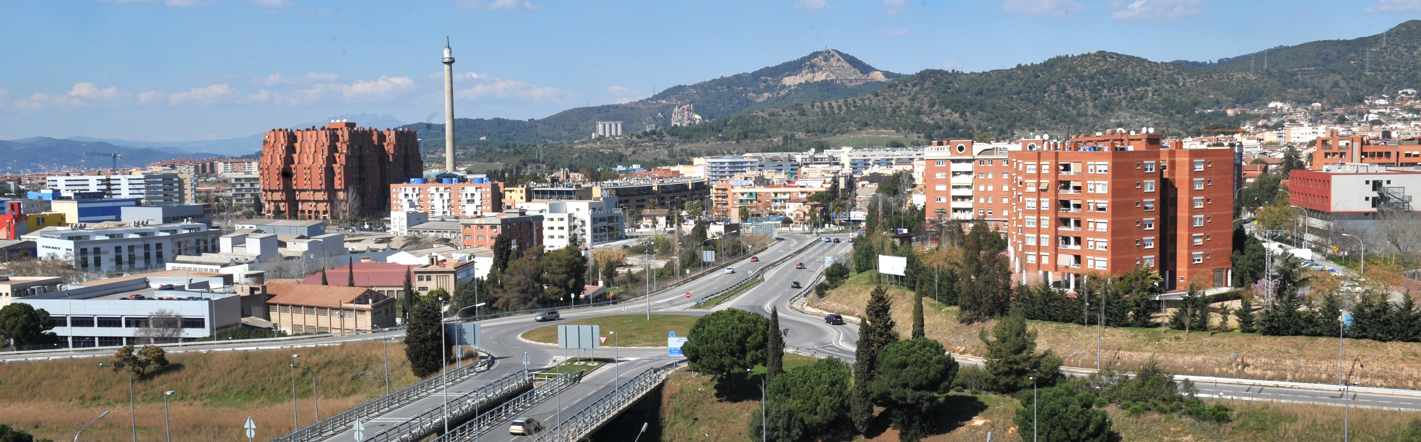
[648,21,1421,144]
[406,49,899,149]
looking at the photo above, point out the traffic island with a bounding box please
[520,314,698,347]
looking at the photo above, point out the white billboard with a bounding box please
[878,255,907,276]
[849,211,868,221]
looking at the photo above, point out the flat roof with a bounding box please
[409,221,462,231]
[239,219,325,227]
[82,270,227,287]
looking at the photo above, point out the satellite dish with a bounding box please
[1042,133,1050,140]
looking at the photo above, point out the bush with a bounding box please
[1183,399,1232,423]
[1015,386,1112,442]
[954,365,987,392]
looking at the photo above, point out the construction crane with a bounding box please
[84,152,122,197]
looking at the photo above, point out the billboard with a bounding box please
[668,331,688,357]
[849,211,867,221]
[447,323,481,346]
[878,255,907,276]
[558,325,601,349]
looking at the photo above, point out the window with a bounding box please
[935,196,946,203]
[1095,202,1108,212]
[934,172,947,179]
[1193,179,1205,190]
[1041,200,1050,211]
[1040,235,1049,244]
[1143,218,1155,230]
[182,318,205,329]
[1095,221,1107,232]
[71,317,94,327]
[1025,217,1037,227]
[97,317,122,328]
[1193,215,1205,227]
[1193,197,1204,208]
[1194,160,1205,171]
[1027,163,1038,173]
[1192,252,1204,264]
[1026,235,1037,245]
[1193,234,1204,245]
[1143,200,1156,211]
[1143,180,1155,192]
[1098,182,1107,193]
[934,184,947,191]
[1026,254,1037,264]
[1026,199,1037,209]
[1143,237,1155,249]
[1144,256,1155,267]
[1144,161,1156,173]
[935,160,946,166]
[1098,240,1107,250]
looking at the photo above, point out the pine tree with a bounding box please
[403,295,448,378]
[852,285,898,432]
[1236,296,1256,333]
[767,307,784,381]
[981,311,1062,393]
[911,284,925,339]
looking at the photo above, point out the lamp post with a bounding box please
[293,364,319,421]
[1029,375,1038,442]
[1344,381,1359,442]
[97,363,136,442]
[610,331,620,396]
[440,304,479,435]
[289,354,299,431]
[1340,233,1365,277]
[162,391,175,442]
[73,410,109,442]
[380,333,391,396]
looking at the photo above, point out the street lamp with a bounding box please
[97,363,136,442]
[1340,233,1365,277]
[1029,375,1038,442]
[293,364,319,421]
[1344,381,1359,442]
[73,410,109,442]
[610,331,620,396]
[289,354,299,432]
[440,304,479,434]
[162,391,175,442]
[380,332,391,396]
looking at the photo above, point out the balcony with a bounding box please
[1058,207,1082,213]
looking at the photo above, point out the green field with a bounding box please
[521,314,698,347]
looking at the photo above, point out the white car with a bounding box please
[509,417,543,435]
[724,267,735,274]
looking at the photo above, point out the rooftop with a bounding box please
[299,262,419,287]
[409,221,462,231]
[238,219,325,228]
[265,282,390,308]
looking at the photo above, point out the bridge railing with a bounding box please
[269,356,495,442]
[533,361,687,442]
[432,369,585,442]
[360,368,542,442]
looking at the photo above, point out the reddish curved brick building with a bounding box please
[260,121,423,219]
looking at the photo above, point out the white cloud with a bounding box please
[13,83,130,110]
[454,72,570,102]
[260,72,343,87]
[1003,0,1085,17]
[245,0,293,7]
[876,29,912,37]
[883,0,907,14]
[1110,0,1203,23]
[103,0,217,6]
[455,0,539,10]
[1365,0,1421,13]
[169,84,239,105]
[794,0,833,12]
[137,91,164,104]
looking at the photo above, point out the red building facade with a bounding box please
[260,121,422,219]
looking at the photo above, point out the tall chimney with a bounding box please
[442,37,456,174]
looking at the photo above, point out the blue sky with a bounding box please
[2,0,1420,142]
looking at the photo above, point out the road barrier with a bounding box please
[268,355,496,442]
[532,361,687,442]
[357,368,549,442]
[431,369,585,442]
[691,235,819,307]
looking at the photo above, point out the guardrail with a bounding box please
[692,237,819,307]
[269,355,496,442]
[532,361,687,442]
[431,369,586,442]
[2,325,408,359]
[359,368,545,442]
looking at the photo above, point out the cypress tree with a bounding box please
[912,284,925,339]
[767,307,784,381]
[320,268,328,285]
[347,257,355,287]
[403,267,414,322]
[852,285,898,432]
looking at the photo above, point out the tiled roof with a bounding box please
[266,283,388,308]
[299,262,419,287]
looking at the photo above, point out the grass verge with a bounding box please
[692,278,763,309]
[808,270,1421,389]
[520,315,698,347]
[0,340,480,442]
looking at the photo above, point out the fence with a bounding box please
[357,368,546,442]
[532,361,687,442]
[268,356,496,442]
[429,370,585,442]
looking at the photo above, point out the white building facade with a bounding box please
[517,198,625,250]
[36,222,219,274]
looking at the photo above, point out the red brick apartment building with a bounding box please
[460,212,543,250]
[1312,133,1421,171]
[390,178,503,218]
[923,140,1015,230]
[260,121,423,219]
[1008,132,1235,290]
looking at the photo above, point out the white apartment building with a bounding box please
[517,197,625,250]
[35,222,219,274]
[218,160,259,175]
[822,147,926,176]
[390,210,431,236]
[17,277,240,348]
[230,174,261,209]
[46,173,186,204]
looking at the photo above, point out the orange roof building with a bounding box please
[264,282,396,333]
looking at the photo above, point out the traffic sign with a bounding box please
[522,352,531,369]
[599,336,608,345]
[243,416,255,441]
[668,336,688,357]
[353,419,365,440]
[668,331,676,337]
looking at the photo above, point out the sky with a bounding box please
[2,0,1421,142]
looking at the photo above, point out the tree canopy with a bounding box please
[0,303,55,351]
[682,309,770,378]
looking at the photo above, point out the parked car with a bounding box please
[534,310,560,322]
[796,263,805,269]
[509,417,543,435]
[825,314,844,325]
[750,256,759,262]
[125,294,146,300]
[823,237,832,243]
[724,267,736,274]
[833,238,840,243]
[791,281,802,289]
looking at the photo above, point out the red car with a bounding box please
[750,256,759,262]
[795,263,804,269]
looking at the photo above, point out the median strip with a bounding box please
[692,278,762,309]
